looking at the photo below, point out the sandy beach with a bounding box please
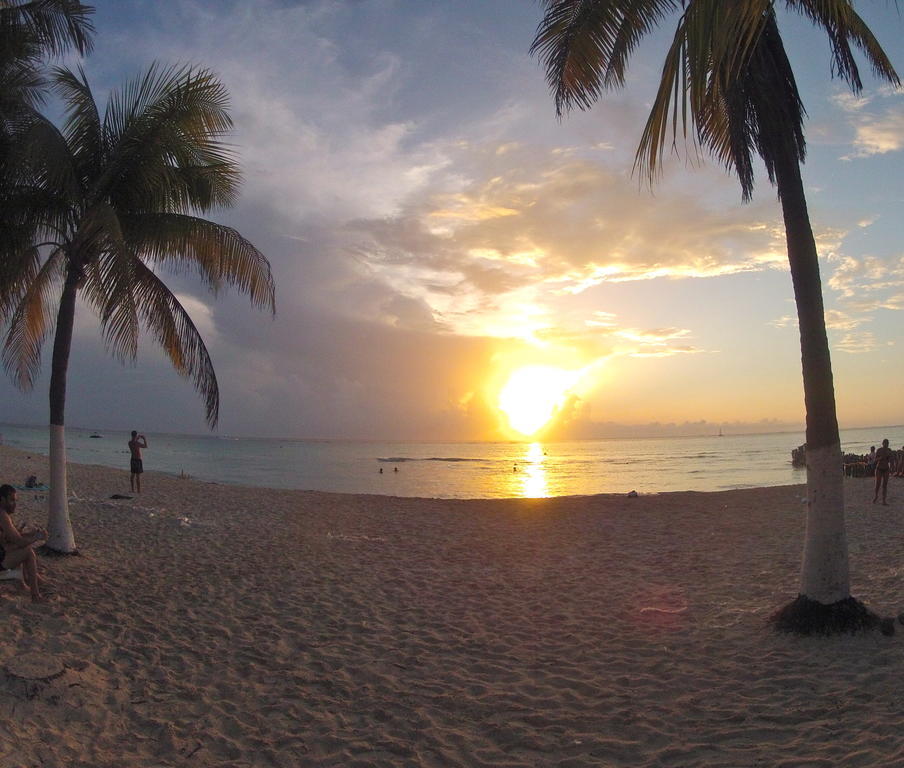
[2,444,904,767]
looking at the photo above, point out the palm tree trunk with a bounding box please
[774,153,849,605]
[45,270,79,553]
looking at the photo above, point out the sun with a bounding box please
[498,365,580,437]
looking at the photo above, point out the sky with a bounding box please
[1,0,902,441]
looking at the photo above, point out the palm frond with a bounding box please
[0,1,94,58]
[4,111,80,201]
[121,212,276,313]
[0,243,43,322]
[788,0,900,90]
[130,260,220,427]
[73,202,143,362]
[99,63,240,214]
[2,246,65,390]
[0,180,71,320]
[50,65,103,177]
[82,246,140,362]
[0,55,47,115]
[531,0,680,116]
[634,0,804,200]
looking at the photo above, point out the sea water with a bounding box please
[0,422,901,499]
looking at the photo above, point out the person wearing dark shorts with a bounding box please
[128,431,148,493]
[873,438,892,505]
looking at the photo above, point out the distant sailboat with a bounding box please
[718,427,723,437]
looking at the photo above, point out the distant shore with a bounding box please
[1,444,903,766]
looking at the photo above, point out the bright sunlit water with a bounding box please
[1,423,901,499]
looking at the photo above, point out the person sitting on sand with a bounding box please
[873,439,893,506]
[0,484,47,602]
[128,430,148,493]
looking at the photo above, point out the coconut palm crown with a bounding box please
[0,63,275,552]
[531,1,899,633]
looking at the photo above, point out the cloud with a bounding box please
[823,309,866,332]
[347,143,785,338]
[828,254,904,301]
[830,87,904,160]
[836,331,879,354]
[847,108,904,158]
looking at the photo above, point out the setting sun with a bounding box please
[498,365,581,436]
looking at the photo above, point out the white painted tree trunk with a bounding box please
[800,441,849,604]
[46,424,77,552]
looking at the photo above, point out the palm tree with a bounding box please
[531,1,899,633]
[0,63,275,553]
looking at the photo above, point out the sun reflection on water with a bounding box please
[519,442,549,498]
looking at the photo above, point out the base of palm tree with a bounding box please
[771,594,884,635]
[36,545,81,557]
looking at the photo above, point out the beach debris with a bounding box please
[326,531,386,543]
[627,490,638,498]
[109,494,133,500]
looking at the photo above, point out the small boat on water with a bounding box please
[89,433,103,439]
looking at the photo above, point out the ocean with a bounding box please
[1,422,900,499]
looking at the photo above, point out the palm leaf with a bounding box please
[121,212,276,312]
[77,204,142,362]
[99,63,240,214]
[789,0,900,90]
[531,0,680,116]
[4,111,80,201]
[0,1,94,58]
[50,64,103,179]
[130,260,220,427]
[2,246,65,390]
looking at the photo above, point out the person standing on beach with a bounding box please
[873,439,892,505]
[0,485,46,602]
[128,431,148,493]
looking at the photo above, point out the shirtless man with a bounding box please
[128,430,148,493]
[0,484,46,602]
[873,439,893,505]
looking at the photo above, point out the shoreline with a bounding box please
[2,444,904,766]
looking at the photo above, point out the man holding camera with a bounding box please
[128,431,149,493]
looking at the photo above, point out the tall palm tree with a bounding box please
[0,63,275,553]
[531,1,899,633]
